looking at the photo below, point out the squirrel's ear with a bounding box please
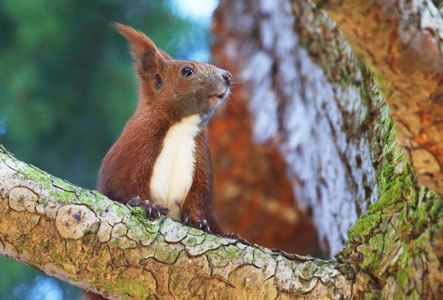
[159,50,172,60]
[113,23,168,73]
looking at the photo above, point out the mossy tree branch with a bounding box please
[289,0,443,297]
[294,0,443,297]
[335,101,443,298]
[310,0,443,196]
[0,146,367,299]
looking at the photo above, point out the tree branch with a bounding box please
[0,145,364,299]
[309,0,443,196]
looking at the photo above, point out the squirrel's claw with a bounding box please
[127,196,142,207]
[127,196,170,220]
[184,217,211,233]
[224,232,240,239]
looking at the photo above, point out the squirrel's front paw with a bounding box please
[184,217,211,233]
[127,196,170,220]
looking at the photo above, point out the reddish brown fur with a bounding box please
[89,23,230,300]
[98,24,229,236]
[181,129,224,234]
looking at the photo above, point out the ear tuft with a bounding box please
[113,23,158,63]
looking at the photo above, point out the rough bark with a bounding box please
[211,0,443,298]
[1,1,442,298]
[212,0,380,255]
[0,146,366,299]
[336,123,443,299]
[310,1,443,295]
[209,7,321,254]
[311,0,443,196]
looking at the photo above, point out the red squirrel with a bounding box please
[98,24,231,236]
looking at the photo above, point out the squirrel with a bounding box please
[97,24,231,236]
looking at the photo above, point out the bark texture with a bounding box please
[212,0,380,255]
[337,113,443,299]
[311,0,443,196]
[211,0,443,298]
[209,2,321,254]
[1,0,442,298]
[303,1,443,297]
[0,146,365,299]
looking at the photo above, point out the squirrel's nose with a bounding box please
[222,72,232,83]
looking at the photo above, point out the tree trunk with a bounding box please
[210,0,443,298]
[211,0,381,256]
[311,0,443,197]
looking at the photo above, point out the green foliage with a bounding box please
[0,1,211,298]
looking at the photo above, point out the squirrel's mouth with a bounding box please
[201,87,230,125]
[212,87,230,101]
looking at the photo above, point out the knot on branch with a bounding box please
[9,186,39,212]
[55,204,99,239]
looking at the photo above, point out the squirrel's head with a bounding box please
[114,23,231,124]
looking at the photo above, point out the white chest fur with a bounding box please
[150,114,201,221]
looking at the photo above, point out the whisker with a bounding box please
[226,97,254,131]
[231,84,269,99]
[229,91,275,132]
[229,92,256,113]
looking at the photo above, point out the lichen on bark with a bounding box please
[296,0,443,297]
[337,109,443,298]
[212,0,385,256]
[288,0,443,296]
[211,0,443,298]
[311,0,443,197]
[0,145,364,299]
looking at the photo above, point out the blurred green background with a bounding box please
[0,0,215,298]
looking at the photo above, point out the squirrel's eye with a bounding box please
[181,67,194,77]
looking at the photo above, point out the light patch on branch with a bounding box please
[55,204,99,239]
[9,186,39,212]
